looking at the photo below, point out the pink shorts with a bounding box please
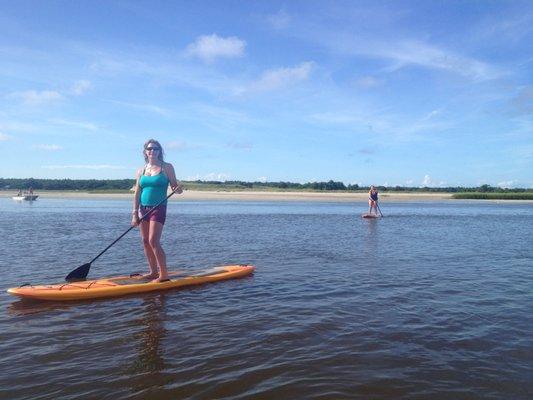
[139,204,167,225]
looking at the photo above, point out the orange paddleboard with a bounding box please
[7,265,255,301]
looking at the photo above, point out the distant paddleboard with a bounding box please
[362,213,379,219]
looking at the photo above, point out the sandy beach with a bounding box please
[1,190,454,202]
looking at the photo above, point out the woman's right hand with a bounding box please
[131,214,139,227]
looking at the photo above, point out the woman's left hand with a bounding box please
[173,184,183,194]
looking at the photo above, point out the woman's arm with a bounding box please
[164,163,183,194]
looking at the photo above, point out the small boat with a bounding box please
[12,194,39,201]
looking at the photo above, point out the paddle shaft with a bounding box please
[376,202,383,217]
[88,190,176,265]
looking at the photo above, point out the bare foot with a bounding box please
[151,276,170,283]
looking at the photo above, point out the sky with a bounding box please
[0,0,532,187]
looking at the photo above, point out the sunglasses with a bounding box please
[146,147,160,151]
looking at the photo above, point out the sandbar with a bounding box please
[1,190,453,202]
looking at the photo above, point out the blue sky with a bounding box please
[0,0,532,187]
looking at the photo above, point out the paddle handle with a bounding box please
[89,190,177,264]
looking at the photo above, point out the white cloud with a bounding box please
[70,80,92,95]
[312,27,501,81]
[185,34,246,63]
[109,100,172,116]
[421,108,444,121]
[166,141,186,150]
[187,172,230,181]
[355,76,383,88]
[256,176,267,183]
[309,105,454,143]
[227,142,253,150]
[164,140,202,150]
[421,174,447,187]
[473,14,533,45]
[497,180,518,188]
[240,61,314,94]
[0,121,38,133]
[49,118,98,131]
[43,164,127,170]
[8,81,89,108]
[34,144,63,151]
[10,90,63,105]
[0,132,12,141]
[266,10,291,30]
[376,40,501,81]
[204,172,230,181]
[422,174,433,186]
[192,103,250,124]
[310,111,366,125]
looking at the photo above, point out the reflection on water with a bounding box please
[361,218,379,260]
[7,298,75,316]
[128,294,167,378]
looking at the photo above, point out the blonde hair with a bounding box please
[143,139,165,163]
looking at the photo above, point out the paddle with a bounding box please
[65,189,178,282]
[376,202,384,217]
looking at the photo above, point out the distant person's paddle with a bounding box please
[376,202,383,217]
[65,189,179,282]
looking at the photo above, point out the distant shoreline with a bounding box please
[3,189,533,202]
[0,189,485,202]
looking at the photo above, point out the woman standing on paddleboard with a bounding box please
[368,185,379,215]
[131,139,182,282]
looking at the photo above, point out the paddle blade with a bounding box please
[65,263,91,282]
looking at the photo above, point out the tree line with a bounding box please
[1,178,531,193]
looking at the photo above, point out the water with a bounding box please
[0,198,531,399]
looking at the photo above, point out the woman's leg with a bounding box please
[140,219,159,278]
[148,220,169,281]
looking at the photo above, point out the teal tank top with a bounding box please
[139,167,169,206]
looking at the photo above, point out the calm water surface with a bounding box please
[0,198,531,399]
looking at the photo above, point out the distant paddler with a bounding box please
[368,185,383,217]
